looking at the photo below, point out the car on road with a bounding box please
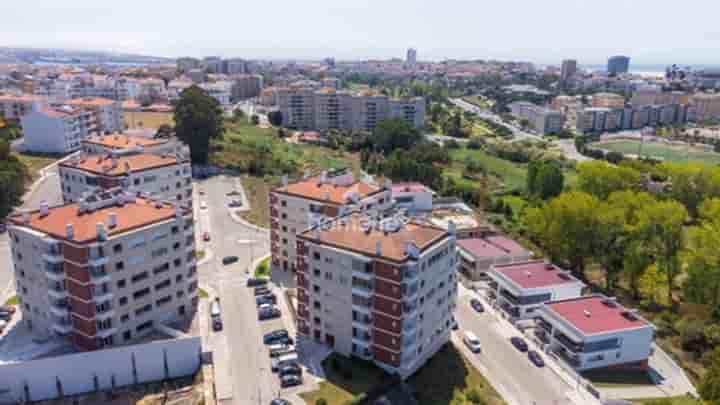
[528,350,545,367]
[268,343,295,358]
[278,364,302,377]
[263,329,289,345]
[270,399,290,405]
[271,353,298,372]
[280,375,302,388]
[256,294,277,307]
[212,317,223,331]
[228,199,242,208]
[200,201,207,210]
[226,190,240,196]
[258,306,281,321]
[463,331,482,353]
[470,298,484,313]
[202,232,211,242]
[253,286,271,296]
[1,305,16,314]
[510,336,528,352]
[222,256,238,265]
[247,278,268,287]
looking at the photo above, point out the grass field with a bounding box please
[299,354,388,404]
[448,147,528,191]
[124,111,174,129]
[15,153,58,181]
[631,396,702,405]
[593,140,720,164]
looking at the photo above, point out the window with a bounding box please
[156,295,172,306]
[174,258,182,267]
[121,314,130,323]
[313,285,320,293]
[136,320,154,332]
[128,236,146,249]
[119,296,128,306]
[113,244,123,254]
[117,279,126,288]
[313,253,321,261]
[324,272,333,281]
[153,262,170,275]
[151,247,168,258]
[131,271,149,283]
[155,279,171,291]
[314,301,321,310]
[133,287,151,300]
[116,261,125,271]
[135,304,152,316]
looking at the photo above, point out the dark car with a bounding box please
[470,298,484,313]
[247,278,269,287]
[212,318,223,331]
[280,375,302,388]
[254,286,271,296]
[528,350,545,367]
[270,399,290,405]
[278,364,302,377]
[272,357,299,372]
[264,329,289,344]
[258,307,281,321]
[222,256,239,265]
[0,223,6,233]
[510,336,528,352]
[256,294,277,306]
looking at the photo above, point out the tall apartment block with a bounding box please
[21,107,98,154]
[277,87,425,132]
[7,189,198,351]
[65,97,125,134]
[560,60,578,84]
[269,169,392,272]
[295,213,458,377]
[607,56,630,75]
[58,152,192,205]
[508,101,565,135]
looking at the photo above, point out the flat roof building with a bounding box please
[457,237,533,281]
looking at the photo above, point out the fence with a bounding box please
[0,337,202,404]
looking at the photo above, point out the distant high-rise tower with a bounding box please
[607,56,631,75]
[406,48,417,66]
[560,59,578,83]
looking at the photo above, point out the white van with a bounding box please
[210,301,221,318]
[463,331,481,353]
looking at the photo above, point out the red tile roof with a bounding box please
[60,153,180,176]
[9,197,178,244]
[492,260,579,289]
[84,134,166,149]
[545,296,650,335]
[274,176,382,205]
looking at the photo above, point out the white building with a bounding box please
[295,212,457,378]
[6,189,198,350]
[269,169,392,272]
[58,153,192,205]
[82,133,187,157]
[21,107,97,154]
[65,97,125,133]
[199,82,232,106]
[535,295,655,371]
[391,182,434,212]
[0,93,48,120]
[487,260,584,320]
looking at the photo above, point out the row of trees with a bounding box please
[0,139,28,219]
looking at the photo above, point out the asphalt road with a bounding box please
[455,286,577,405]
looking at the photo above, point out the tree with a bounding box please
[683,198,720,306]
[527,161,564,200]
[659,162,720,218]
[267,110,282,126]
[525,191,599,277]
[369,118,422,153]
[155,124,174,138]
[173,85,224,164]
[577,161,641,199]
[639,264,665,306]
[232,108,245,122]
[636,200,688,305]
[0,139,28,220]
[250,114,260,126]
[700,348,720,401]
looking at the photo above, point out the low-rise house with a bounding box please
[488,260,584,320]
[457,237,533,281]
[391,182,434,212]
[535,295,655,371]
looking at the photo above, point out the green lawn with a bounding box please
[592,140,720,165]
[407,344,506,405]
[254,257,270,278]
[631,395,702,405]
[4,296,19,306]
[239,175,274,228]
[448,147,528,192]
[299,354,388,404]
[15,153,58,181]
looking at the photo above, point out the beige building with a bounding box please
[295,212,457,377]
[591,93,625,109]
[58,153,192,205]
[82,133,187,157]
[7,189,198,351]
[269,169,392,272]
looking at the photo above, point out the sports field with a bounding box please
[592,140,720,164]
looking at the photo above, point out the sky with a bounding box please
[2,0,720,65]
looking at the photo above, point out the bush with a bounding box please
[444,139,461,149]
[679,319,708,355]
[467,138,483,150]
[654,311,679,338]
[605,151,624,164]
[315,399,328,405]
[466,389,485,404]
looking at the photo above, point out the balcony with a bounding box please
[93,291,114,303]
[48,287,68,299]
[90,269,111,285]
[402,302,418,317]
[403,317,418,333]
[534,329,551,344]
[555,347,582,367]
[95,308,115,320]
[499,289,520,306]
[42,248,63,263]
[97,327,118,338]
[52,322,73,335]
[45,263,65,282]
[88,254,109,267]
[352,314,372,329]
[351,284,373,299]
[554,332,583,353]
[50,303,69,317]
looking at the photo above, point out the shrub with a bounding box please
[467,138,483,150]
[466,389,485,404]
[679,319,708,355]
[316,399,328,405]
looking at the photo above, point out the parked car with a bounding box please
[259,307,281,321]
[0,311,12,321]
[254,286,271,296]
[203,232,211,242]
[247,278,268,287]
[528,350,545,367]
[256,294,277,307]
[270,399,290,405]
[470,298,484,313]
[463,331,482,353]
[228,199,242,208]
[212,318,223,331]
[1,305,16,314]
[510,336,528,352]
[200,201,207,210]
[271,354,298,372]
[222,256,238,265]
[263,329,289,345]
[278,364,302,377]
[280,375,302,388]
[268,344,295,358]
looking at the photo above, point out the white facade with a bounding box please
[0,94,48,120]
[199,82,232,106]
[391,183,433,212]
[21,108,95,154]
[65,98,125,134]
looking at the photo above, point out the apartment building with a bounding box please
[21,107,97,154]
[630,86,690,107]
[6,189,198,351]
[277,87,426,132]
[231,74,263,101]
[576,104,694,133]
[391,183,433,212]
[457,237,533,281]
[591,92,625,109]
[560,60,578,84]
[82,133,187,157]
[199,82,232,106]
[508,101,564,135]
[535,295,655,371]
[487,260,584,321]
[607,56,630,75]
[65,97,125,133]
[58,153,192,204]
[0,93,48,120]
[269,169,392,273]
[295,212,458,377]
[691,92,720,121]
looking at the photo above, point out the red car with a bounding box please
[203,232,211,241]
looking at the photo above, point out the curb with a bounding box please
[228,208,269,234]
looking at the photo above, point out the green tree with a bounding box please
[577,161,641,199]
[636,200,688,305]
[0,139,28,219]
[700,348,720,401]
[527,161,564,200]
[525,191,599,277]
[684,198,720,306]
[173,85,224,164]
[659,162,720,218]
[639,264,665,305]
[369,118,422,153]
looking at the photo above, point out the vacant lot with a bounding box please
[124,111,174,129]
[593,140,720,164]
[15,153,58,181]
[447,147,528,192]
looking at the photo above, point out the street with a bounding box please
[449,97,543,142]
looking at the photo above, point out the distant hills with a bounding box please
[0,46,174,65]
